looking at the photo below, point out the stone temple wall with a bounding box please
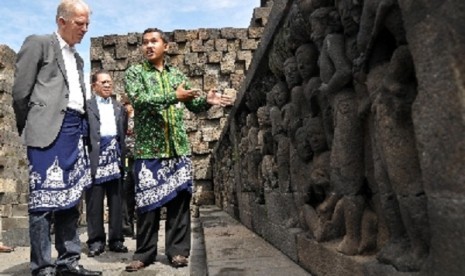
[212,0,465,275]
[89,2,272,212]
[0,45,29,246]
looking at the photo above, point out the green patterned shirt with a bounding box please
[124,61,210,159]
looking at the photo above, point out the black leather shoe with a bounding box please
[108,241,128,253]
[56,265,102,276]
[87,246,104,257]
[35,267,56,276]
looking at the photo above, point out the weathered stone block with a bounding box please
[241,39,259,50]
[115,36,128,59]
[220,52,236,74]
[173,30,188,42]
[126,32,139,45]
[191,40,205,52]
[248,27,265,38]
[215,39,228,52]
[203,74,218,91]
[192,140,210,155]
[203,40,215,53]
[207,52,222,63]
[192,155,212,180]
[2,227,29,247]
[184,53,199,65]
[199,28,221,40]
[11,204,28,217]
[1,216,29,229]
[207,106,224,120]
[194,191,215,205]
[103,34,118,46]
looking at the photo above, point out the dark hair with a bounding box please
[142,28,169,43]
[91,69,110,84]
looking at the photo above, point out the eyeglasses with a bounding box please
[95,80,113,86]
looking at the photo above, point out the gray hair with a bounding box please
[56,0,91,22]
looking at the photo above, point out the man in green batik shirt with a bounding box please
[123,27,233,272]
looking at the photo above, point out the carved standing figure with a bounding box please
[372,46,429,272]
[310,6,365,255]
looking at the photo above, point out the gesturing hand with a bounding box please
[206,89,234,107]
[176,82,200,102]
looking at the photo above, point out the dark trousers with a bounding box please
[30,206,81,274]
[122,157,136,235]
[85,178,123,248]
[134,190,192,264]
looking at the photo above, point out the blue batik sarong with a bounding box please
[134,156,193,213]
[94,136,121,184]
[27,109,92,212]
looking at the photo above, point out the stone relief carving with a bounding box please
[228,0,431,273]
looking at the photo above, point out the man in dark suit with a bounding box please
[12,0,101,275]
[85,70,128,257]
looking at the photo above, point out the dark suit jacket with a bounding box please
[86,95,127,178]
[12,33,87,148]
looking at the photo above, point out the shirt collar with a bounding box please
[143,60,171,72]
[55,32,75,52]
[96,95,111,104]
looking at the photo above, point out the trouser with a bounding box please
[85,178,123,248]
[133,190,192,264]
[30,206,81,274]
[122,157,136,235]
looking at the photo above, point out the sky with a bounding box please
[0,0,260,92]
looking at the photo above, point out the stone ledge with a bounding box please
[296,234,419,276]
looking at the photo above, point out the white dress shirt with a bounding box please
[56,32,85,113]
[96,95,117,137]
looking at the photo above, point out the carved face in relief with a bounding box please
[295,126,313,161]
[306,116,327,153]
[295,43,319,81]
[335,0,361,37]
[310,7,342,49]
[284,56,302,89]
[270,81,289,109]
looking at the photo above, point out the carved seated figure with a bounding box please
[298,116,341,240]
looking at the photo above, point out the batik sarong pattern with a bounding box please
[134,156,193,213]
[27,110,92,212]
[95,136,121,184]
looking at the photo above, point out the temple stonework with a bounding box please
[212,0,465,275]
[1,0,465,275]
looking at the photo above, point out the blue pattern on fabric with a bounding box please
[134,156,193,213]
[27,110,92,212]
[94,136,121,184]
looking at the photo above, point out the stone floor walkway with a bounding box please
[0,205,310,276]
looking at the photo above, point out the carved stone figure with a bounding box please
[245,114,264,203]
[257,106,273,156]
[284,3,312,51]
[311,6,365,256]
[283,56,302,90]
[372,46,429,271]
[356,0,406,72]
[298,116,340,239]
[295,43,320,119]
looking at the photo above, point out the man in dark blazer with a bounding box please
[85,70,128,257]
[12,1,101,275]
